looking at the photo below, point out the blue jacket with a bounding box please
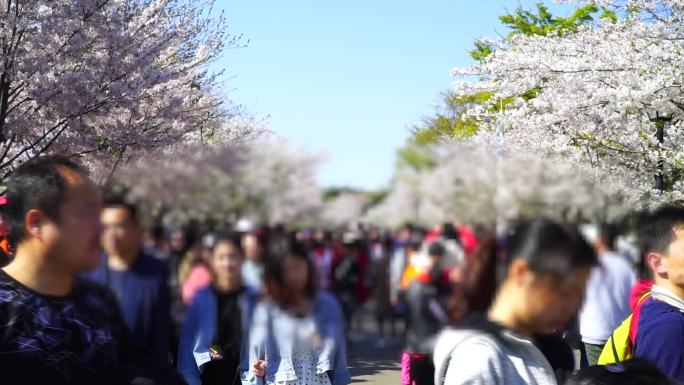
[247,291,351,385]
[634,296,684,380]
[178,286,260,385]
[84,250,170,363]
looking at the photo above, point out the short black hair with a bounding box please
[442,223,461,243]
[639,206,684,256]
[152,225,165,241]
[507,216,597,277]
[428,241,446,258]
[598,223,618,250]
[212,233,243,255]
[4,156,86,248]
[103,196,138,224]
[408,231,424,251]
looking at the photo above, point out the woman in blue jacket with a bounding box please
[250,242,351,385]
[178,236,259,385]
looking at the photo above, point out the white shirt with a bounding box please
[579,251,636,344]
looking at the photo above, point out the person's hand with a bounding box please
[252,360,267,377]
[209,346,223,360]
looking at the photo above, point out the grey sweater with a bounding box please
[433,327,557,385]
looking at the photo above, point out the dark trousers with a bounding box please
[409,355,435,385]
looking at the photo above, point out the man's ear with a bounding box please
[508,259,532,285]
[647,252,667,278]
[24,209,44,240]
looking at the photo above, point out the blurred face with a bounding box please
[242,234,261,262]
[369,229,379,241]
[211,241,242,282]
[515,263,591,335]
[142,231,155,248]
[170,230,185,252]
[101,206,141,259]
[45,168,103,272]
[283,254,310,295]
[650,228,684,289]
[201,246,213,263]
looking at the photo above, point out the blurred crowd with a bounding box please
[1,156,684,385]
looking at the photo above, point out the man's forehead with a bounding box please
[101,206,138,225]
[102,206,132,216]
[56,165,100,197]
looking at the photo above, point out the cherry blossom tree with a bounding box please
[0,0,239,181]
[413,3,606,144]
[362,171,443,228]
[367,142,633,228]
[236,140,323,226]
[422,143,634,226]
[453,0,684,206]
[319,192,369,228]
[114,137,323,227]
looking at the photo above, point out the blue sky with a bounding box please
[214,1,570,190]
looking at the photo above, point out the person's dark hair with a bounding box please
[448,237,498,324]
[212,234,243,255]
[639,205,684,256]
[152,225,165,242]
[399,223,415,235]
[448,217,597,325]
[566,359,670,385]
[4,156,86,248]
[598,223,618,250]
[212,234,242,250]
[443,223,462,244]
[104,198,139,224]
[263,241,317,306]
[428,241,446,258]
[407,231,424,252]
[506,216,597,277]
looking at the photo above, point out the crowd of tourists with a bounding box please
[0,156,684,385]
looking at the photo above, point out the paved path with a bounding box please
[347,308,404,384]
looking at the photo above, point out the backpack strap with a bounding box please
[437,315,507,385]
[609,334,620,363]
[607,291,651,363]
[628,291,651,351]
[437,330,497,385]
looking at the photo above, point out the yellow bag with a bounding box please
[597,292,650,365]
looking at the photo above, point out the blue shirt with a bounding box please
[634,297,684,380]
[85,250,171,362]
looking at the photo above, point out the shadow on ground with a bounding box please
[347,307,404,384]
[349,357,402,383]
